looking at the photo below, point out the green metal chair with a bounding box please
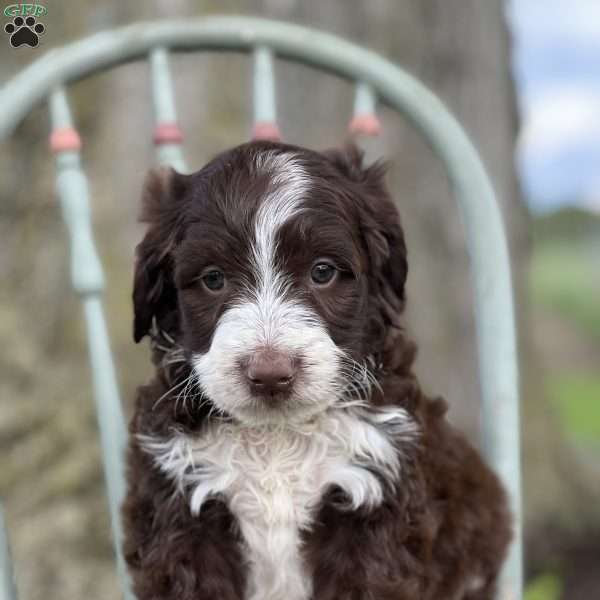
[0,17,522,600]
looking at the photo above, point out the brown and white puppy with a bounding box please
[123,141,511,600]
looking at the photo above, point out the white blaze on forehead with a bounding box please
[251,150,310,309]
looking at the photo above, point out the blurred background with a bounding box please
[0,1,598,599]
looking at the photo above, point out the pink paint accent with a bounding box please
[252,121,281,142]
[153,122,184,145]
[49,127,82,152]
[348,113,382,137]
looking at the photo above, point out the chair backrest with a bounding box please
[0,17,522,600]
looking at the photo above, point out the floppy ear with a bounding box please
[324,145,408,324]
[133,167,188,343]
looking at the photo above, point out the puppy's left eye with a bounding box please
[311,262,337,285]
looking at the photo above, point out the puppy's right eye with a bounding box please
[201,269,225,292]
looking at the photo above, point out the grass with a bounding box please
[524,573,563,600]
[530,241,600,340]
[530,235,600,445]
[526,213,599,598]
[547,373,600,444]
[530,239,600,445]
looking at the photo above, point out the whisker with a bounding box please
[337,353,382,407]
[174,373,194,414]
[153,376,191,411]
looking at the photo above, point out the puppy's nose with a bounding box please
[246,349,295,396]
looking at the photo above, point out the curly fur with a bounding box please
[123,140,511,600]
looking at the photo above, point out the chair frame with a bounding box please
[0,16,522,600]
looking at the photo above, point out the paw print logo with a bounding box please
[4,15,45,48]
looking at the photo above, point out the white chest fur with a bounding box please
[141,407,416,600]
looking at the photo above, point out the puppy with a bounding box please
[123,141,511,600]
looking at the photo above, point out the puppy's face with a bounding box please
[134,142,407,425]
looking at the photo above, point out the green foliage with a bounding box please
[548,374,600,443]
[524,573,563,600]
[531,209,600,445]
[530,241,600,340]
[532,207,600,243]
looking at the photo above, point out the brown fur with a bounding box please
[122,141,511,599]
